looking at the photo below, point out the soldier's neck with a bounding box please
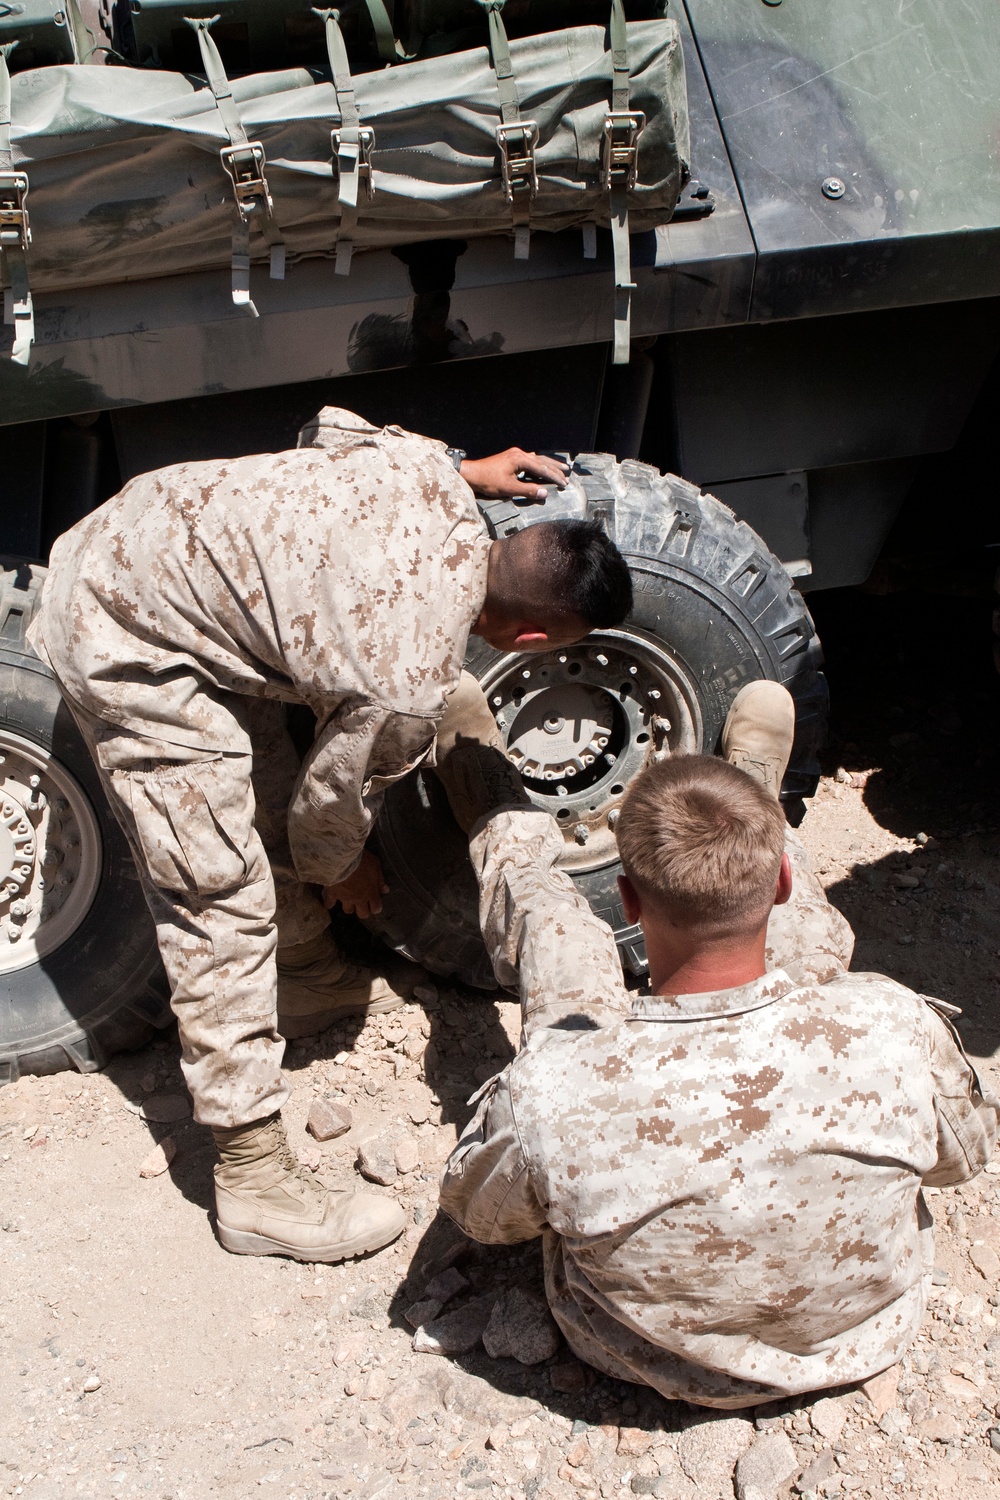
[645,925,769,997]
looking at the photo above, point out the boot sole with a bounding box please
[216,1218,404,1262]
[278,992,405,1039]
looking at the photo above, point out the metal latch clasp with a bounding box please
[496,120,538,201]
[331,125,376,202]
[0,171,31,252]
[219,142,272,219]
[601,111,645,191]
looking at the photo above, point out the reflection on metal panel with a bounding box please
[684,0,1000,317]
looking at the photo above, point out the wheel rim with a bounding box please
[0,728,102,976]
[477,629,703,872]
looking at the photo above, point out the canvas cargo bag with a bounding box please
[1,0,689,367]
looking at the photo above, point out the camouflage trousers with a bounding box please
[66,692,330,1129]
[469,806,856,1039]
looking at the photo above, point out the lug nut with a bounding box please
[647,689,661,701]
[607,808,620,829]
[574,825,590,845]
[492,695,502,707]
[628,665,638,675]
[521,669,531,679]
[9,901,29,921]
[595,653,609,667]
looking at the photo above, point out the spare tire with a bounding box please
[366,454,827,987]
[0,559,172,1085]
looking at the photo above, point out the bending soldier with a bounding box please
[28,406,633,1263]
[440,684,999,1406]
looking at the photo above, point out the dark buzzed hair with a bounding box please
[616,755,786,929]
[532,520,633,628]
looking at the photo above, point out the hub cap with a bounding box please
[0,729,102,976]
[479,631,703,871]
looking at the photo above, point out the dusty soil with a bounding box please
[1,587,999,1500]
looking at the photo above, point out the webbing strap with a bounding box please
[610,0,629,111]
[363,0,398,62]
[605,0,642,364]
[315,7,374,276]
[0,43,32,367]
[477,0,535,256]
[187,16,285,313]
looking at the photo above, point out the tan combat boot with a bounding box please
[213,1113,405,1261]
[277,929,407,1038]
[721,680,795,800]
[435,671,531,834]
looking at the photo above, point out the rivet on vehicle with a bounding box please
[821,176,846,199]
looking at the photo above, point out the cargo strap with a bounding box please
[362,0,416,62]
[0,42,33,366]
[315,7,374,275]
[605,0,643,363]
[186,16,286,316]
[478,0,536,261]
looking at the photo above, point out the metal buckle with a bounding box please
[219,143,272,220]
[0,172,31,252]
[495,121,538,202]
[331,125,376,202]
[601,111,645,191]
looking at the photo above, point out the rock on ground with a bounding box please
[482,1287,560,1364]
[734,1430,798,1500]
[677,1415,755,1485]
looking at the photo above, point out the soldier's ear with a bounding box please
[618,872,642,925]
[773,851,793,908]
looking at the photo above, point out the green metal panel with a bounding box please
[0,0,76,70]
[684,0,1000,316]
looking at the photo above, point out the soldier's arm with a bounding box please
[922,1003,1000,1187]
[286,704,437,887]
[439,1070,547,1243]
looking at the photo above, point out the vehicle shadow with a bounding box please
[808,585,1000,1057]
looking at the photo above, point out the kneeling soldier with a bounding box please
[440,685,998,1406]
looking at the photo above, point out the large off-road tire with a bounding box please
[0,560,172,1085]
[367,454,827,986]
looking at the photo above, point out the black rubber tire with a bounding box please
[0,559,171,1085]
[367,454,827,986]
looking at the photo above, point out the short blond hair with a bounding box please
[616,755,786,928]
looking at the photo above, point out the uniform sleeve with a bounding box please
[287,703,437,887]
[468,807,631,1042]
[922,1002,1000,1187]
[439,1073,548,1243]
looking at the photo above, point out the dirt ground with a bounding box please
[1,586,999,1500]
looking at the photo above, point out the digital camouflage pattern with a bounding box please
[29,408,492,1127]
[30,406,491,889]
[442,809,1000,1407]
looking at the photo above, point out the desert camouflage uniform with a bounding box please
[28,408,492,1128]
[442,808,999,1407]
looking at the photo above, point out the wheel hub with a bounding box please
[479,631,703,871]
[0,729,102,976]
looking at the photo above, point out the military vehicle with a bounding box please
[1,0,997,1080]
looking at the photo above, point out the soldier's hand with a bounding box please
[323,851,390,920]
[460,449,569,501]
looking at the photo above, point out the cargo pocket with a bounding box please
[111,756,255,897]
